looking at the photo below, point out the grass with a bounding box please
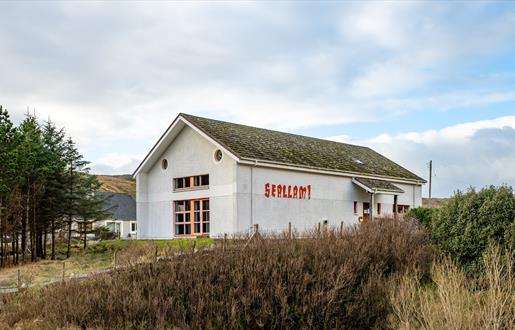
[0,238,214,289]
[388,245,514,330]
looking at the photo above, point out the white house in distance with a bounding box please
[95,192,137,239]
[133,113,425,239]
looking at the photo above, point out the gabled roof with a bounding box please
[352,177,405,194]
[134,113,425,183]
[97,192,136,221]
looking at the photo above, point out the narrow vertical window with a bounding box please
[353,201,358,214]
[377,203,381,215]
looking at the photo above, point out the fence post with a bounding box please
[317,222,321,237]
[113,250,117,269]
[340,221,344,238]
[254,224,259,234]
[288,222,292,239]
[223,233,227,252]
[62,262,65,283]
[17,269,20,290]
[154,245,158,263]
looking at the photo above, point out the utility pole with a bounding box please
[428,160,432,207]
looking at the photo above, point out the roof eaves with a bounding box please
[240,157,426,184]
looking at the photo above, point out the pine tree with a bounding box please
[63,137,89,258]
[40,120,67,259]
[0,106,17,266]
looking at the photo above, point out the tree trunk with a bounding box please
[51,218,55,260]
[22,191,29,262]
[0,197,3,268]
[66,215,72,259]
[43,229,47,259]
[66,163,73,259]
[14,231,18,264]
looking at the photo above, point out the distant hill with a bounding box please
[422,197,449,208]
[96,175,136,198]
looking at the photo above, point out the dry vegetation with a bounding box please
[422,197,449,209]
[96,175,136,198]
[389,246,514,330]
[1,218,433,329]
[0,218,512,330]
[0,239,213,290]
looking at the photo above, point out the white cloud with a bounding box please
[90,153,144,175]
[2,2,515,188]
[330,116,515,197]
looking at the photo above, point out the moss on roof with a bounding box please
[181,113,425,182]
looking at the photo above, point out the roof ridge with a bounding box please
[180,113,369,150]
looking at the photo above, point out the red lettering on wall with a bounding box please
[264,183,312,200]
[299,186,306,199]
[265,183,270,198]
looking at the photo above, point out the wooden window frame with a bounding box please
[393,204,410,214]
[173,174,209,192]
[174,198,210,238]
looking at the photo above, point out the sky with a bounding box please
[1,1,515,197]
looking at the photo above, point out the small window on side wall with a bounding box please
[353,201,358,214]
[377,203,381,215]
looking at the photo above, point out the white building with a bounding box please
[134,114,425,239]
[95,192,137,239]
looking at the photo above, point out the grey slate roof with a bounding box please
[97,192,136,221]
[181,113,425,182]
[354,177,404,193]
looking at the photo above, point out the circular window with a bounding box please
[161,159,168,170]
[214,149,223,162]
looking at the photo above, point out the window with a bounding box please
[161,159,168,170]
[78,222,93,232]
[131,222,137,232]
[393,204,410,214]
[174,198,210,237]
[377,203,381,215]
[106,222,120,233]
[173,174,209,191]
[353,201,358,214]
[214,149,223,162]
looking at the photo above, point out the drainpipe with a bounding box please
[250,160,258,231]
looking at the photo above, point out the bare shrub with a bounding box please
[1,217,432,329]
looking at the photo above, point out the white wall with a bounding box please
[95,220,137,239]
[236,164,422,234]
[136,124,423,238]
[136,125,237,239]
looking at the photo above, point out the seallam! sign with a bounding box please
[264,183,311,200]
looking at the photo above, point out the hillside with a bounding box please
[96,175,136,198]
[422,197,449,208]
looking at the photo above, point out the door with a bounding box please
[363,202,370,222]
